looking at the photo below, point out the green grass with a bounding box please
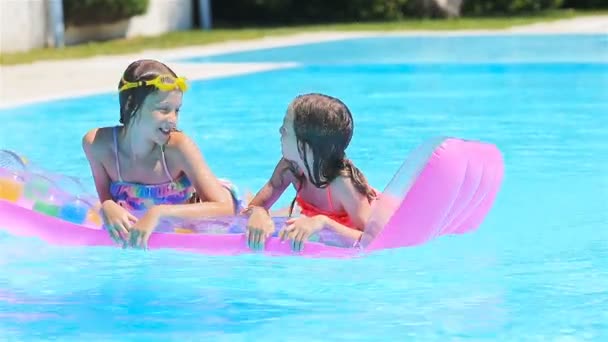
[0,9,604,66]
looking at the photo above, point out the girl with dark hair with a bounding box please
[82,59,240,249]
[244,93,377,252]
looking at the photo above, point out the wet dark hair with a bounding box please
[285,93,376,216]
[118,59,178,127]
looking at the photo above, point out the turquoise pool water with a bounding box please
[1,34,607,340]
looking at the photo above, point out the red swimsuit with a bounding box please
[294,185,358,230]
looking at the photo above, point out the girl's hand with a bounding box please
[127,207,162,250]
[245,207,275,251]
[101,200,138,245]
[280,216,326,252]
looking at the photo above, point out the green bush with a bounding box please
[462,0,564,15]
[211,0,413,26]
[63,0,149,26]
[212,0,579,25]
[562,0,608,9]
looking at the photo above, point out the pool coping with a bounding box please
[1,15,607,109]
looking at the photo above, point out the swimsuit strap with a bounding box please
[160,144,175,185]
[113,126,123,182]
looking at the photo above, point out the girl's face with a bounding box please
[279,108,301,164]
[132,90,182,145]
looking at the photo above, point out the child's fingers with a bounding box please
[264,223,274,238]
[127,213,138,223]
[254,230,264,250]
[294,230,307,252]
[115,223,129,243]
[246,228,255,248]
[302,231,311,246]
[140,231,150,250]
[280,224,295,241]
[108,227,120,244]
[279,228,291,242]
[120,219,131,233]
[292,232,301,252]
[128,230,139,248]
[246,227,262,250]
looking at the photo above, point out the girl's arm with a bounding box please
[245,158,294,212]
[150,133,235,219]
[82,128,113,204]
[317,216,364,244]
[82,128,138,242]
[243,158,294,250]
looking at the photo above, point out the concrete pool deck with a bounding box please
[0,15,606,109]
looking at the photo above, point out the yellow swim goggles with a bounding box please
[119,75,188,93]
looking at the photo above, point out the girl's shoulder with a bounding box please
[164,130,189,147]
[82,126,115,157]
[82,126,112,143]
[162,131,204,166]
[163,131,196,155]
[330,175,363,197]
[331,174,378,204]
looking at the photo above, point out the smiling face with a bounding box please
[118,59,187,146]
[130,89,183,145]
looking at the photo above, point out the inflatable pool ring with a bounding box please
[0,149,26,202]
[0,174,22,203]
[0,137,505,257]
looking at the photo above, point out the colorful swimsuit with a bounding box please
[109,126,241,213]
